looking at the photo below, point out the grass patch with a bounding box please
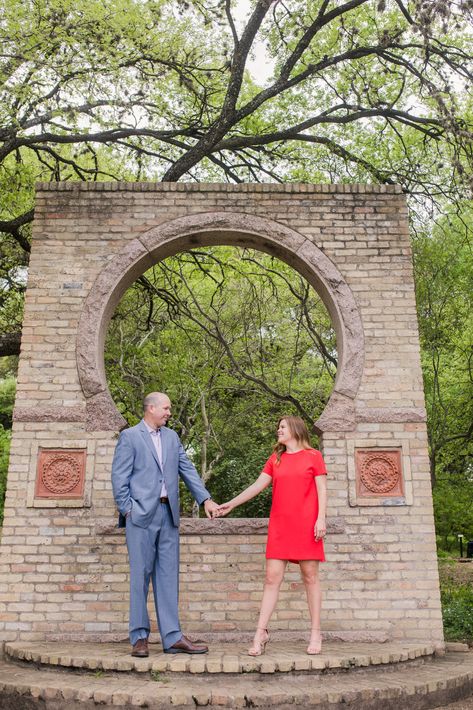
[150,670,169,683]
[439,558,473,645]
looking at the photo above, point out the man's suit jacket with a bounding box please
[111,420,210,528]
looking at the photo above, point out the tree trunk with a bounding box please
[0,332,21,357]
[192,392,211,518]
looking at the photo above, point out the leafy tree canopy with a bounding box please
[1,1,472,351]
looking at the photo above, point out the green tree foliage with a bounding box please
[433,478,473,552]
[0,358,16,524]
[414,206,473,547]
[105,246,335,515]
[0,425,11,525]
[1,0,472,356]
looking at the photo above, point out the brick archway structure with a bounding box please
[76,211,363,434]
[0,182,442,647]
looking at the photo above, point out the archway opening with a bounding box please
[104,245,337,517]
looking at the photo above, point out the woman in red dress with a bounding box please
[216,416,327,656]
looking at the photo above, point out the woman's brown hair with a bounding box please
[274,416,312,464]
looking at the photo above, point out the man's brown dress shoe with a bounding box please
[131,638,149,657]
[164,635,208,654]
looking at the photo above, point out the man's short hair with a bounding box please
[143,392,167,410]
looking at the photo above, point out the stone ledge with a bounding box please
[356,407,427,423]
[13,406,86,423]
[35,181,404,194]
[97,517,346,536]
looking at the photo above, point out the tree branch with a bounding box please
[0,209,34,253]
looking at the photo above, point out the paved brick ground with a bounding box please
[4,639,437,674]
[0,644,472,708]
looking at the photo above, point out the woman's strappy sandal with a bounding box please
[248,627,270,656]
[307,628,322,655]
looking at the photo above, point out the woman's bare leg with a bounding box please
[249,559,287,654]
[300,560,322,653]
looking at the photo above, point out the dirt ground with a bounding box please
[438,558,473,586]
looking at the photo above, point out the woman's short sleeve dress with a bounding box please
[263,449,327,562]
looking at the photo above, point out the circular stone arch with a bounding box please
[77,212,364,433]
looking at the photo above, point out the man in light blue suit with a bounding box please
[112,392,219,657]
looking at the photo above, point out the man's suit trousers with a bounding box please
[125,500,182,649]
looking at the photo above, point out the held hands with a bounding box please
[214,502,234,518]
[203,499,220,519]
[314,517,326,541]
[203,499,234,518]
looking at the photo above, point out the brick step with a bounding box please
[0,649,472,709]
[5,640,437,675]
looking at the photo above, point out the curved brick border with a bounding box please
[76,212,365,432]
[3,648,473,710]
[4,640,437,674]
